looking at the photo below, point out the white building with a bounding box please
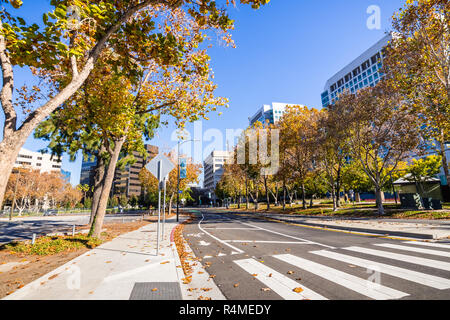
[203,150,232,192]
[14,148,62,173]
[321,33,392,108]
[249,102,300,126]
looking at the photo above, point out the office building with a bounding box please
[249,102,299,126]
[14,148,62,173]
[111,145,159,198]
[80,154,97,188]
[203,150,232,192]
[321,34,392,108]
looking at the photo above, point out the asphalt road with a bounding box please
[183,209,450,300]
[0,213,145,245]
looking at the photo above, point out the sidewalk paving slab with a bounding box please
[2,217,224,300]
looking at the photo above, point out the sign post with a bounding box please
[145,154,175,256]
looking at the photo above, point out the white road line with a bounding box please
[203,228,258,230]
[402,241,450,250]
[274,254,408,300]
[236,221,336,249]
[234,259,327,300]
[344,246,450,272]
[374,243,450,258]
[223,240,312,244]
[198,214,244,254]
[312,250,450,290]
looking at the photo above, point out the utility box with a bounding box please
[400,193,424,210]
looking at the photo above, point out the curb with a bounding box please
[258,214,437,240]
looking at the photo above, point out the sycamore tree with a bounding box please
[385,0,450,186]
[35,6,229,237]
[317,101,352,211]
[0,0,270,209]
[279,105,321,209]
[346,82,426,215]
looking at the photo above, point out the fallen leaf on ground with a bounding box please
[234,283,240,288]
[261,288,271,292]
[296,278,302,281]
[287,271,294,275]
[293,287,304,293]
[160,261,170,264]
[251,274,258,277]
[152,288,158,292]
[106,261,112,264]
[201,288,212,292]
[48,274,59,280]
[268,273,273,277]
[198,271,204,274]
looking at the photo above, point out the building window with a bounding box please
[362,60,370,71]
[352,67,361,77]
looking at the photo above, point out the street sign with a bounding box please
[179,158,187,179]
[145,154,175,182]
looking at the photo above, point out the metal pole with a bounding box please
[176,141,180,223]
[156,161,162,256]
[162,177,167,239]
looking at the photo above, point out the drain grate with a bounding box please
[129,282,182,300]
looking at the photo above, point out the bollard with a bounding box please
[31,233,36,245]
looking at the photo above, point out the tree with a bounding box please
[345,82,426,214]
[317,103,351,211]
[385,0,450,186]
[405,155,443,197]
[279,105,321,209]
[0,0,270,209]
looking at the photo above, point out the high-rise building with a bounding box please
[249,102,299,126]
[14,148,62,173]
[111,145,159,198]
[203,150,232,192]
[321,33,392,108]
[80,154,97,188]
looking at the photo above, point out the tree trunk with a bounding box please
[439,132,450,187]
[331,184,337,212]
[356,192,361,203]
[310,195,314,208]
[89,137,125,238]
[0,135,28,209]
[282,182,286,211]
[301,183,306,209]
[264,177,270,210]
[245,178,249,210]
[90,153,106,225]
[375,186,385,215]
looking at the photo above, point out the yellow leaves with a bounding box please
[233,283,240,288]
[160,261,170,265]
[293,287,304,293]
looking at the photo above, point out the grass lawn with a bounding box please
[226,201,450,220]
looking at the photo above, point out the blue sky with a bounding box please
[1,0,405,186]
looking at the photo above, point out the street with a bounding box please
[183,209,450,300]
[0,213,145,245]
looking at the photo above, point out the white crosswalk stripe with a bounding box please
[311,250,450,290]
[374,243,450,258]
[274,254,408,300]
[402,241,450,250]
[344,246,450,271]
[234,258,327,300]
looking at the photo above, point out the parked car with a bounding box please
[43,209,58,216]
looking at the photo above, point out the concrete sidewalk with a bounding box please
[2,217,224,300]
[252,212,450,240]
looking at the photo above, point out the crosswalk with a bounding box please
[233,241,450,300]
